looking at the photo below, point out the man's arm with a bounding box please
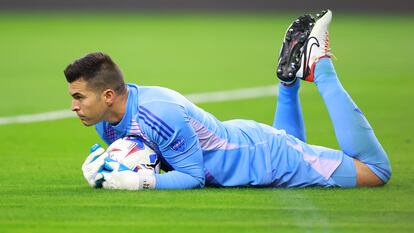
[138,102,205,189]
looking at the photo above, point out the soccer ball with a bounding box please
[106,136,160,173]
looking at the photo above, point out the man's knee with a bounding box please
[354,159,388,187]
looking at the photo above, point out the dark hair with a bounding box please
[64,52,126,94]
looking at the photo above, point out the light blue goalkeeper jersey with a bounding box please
[96,83,343,189]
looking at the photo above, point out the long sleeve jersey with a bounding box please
[96,84,342,189]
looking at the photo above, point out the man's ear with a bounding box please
[103,89,116,106]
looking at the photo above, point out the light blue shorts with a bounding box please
[265,128,356,188]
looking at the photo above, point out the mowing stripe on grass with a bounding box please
[276,191,329,232]
[0,85,277,125]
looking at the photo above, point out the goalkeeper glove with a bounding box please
[81,144,108,188]
[94,157,156,190]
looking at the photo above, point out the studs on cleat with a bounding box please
[277,13,316,84]
[317,10,328,19]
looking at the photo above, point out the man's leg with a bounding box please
[273,14,315,141]
[300,10,391,186]
[273,80,306,142]
[315,59,391,186]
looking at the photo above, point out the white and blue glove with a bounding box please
[94,157,156,190]
[81,144,108,188]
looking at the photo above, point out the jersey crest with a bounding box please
[170,137,186,152]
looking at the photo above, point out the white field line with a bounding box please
[0,85,277,125]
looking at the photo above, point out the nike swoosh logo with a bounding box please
[302,36,320,76]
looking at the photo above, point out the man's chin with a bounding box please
[80,118,95,126]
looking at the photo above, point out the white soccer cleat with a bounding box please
[296,9,333,82]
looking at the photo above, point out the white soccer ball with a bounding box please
[106,136,160,173]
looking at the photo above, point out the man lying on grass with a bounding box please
[65,10,391,190]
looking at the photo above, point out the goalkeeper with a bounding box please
[65,10,391,190]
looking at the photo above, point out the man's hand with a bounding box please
[81,144,108,188]
[94,158,156,190]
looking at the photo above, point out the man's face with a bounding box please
[68,79,108,126]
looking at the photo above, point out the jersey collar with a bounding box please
[111,85,134,134]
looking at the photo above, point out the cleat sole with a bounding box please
[276,14,315,85]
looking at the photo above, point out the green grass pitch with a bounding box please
[0,12,414,233]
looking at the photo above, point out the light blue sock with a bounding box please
[330,154,357,187]
[314,58,391,182]
[273,80,306,142]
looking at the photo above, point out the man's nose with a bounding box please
[71,100,80,112]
